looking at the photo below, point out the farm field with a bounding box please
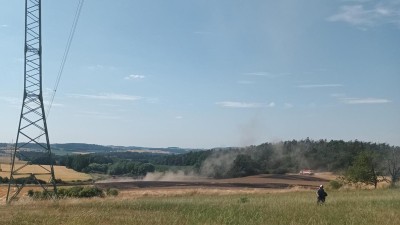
[0,163,92,182]
[0,158,92,202]
[0,188,399,225]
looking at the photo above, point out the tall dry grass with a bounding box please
[0,188,399,225]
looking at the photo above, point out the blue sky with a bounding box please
[0,0,399,148]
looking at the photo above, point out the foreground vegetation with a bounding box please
[1,189,399,225]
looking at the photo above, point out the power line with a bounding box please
[46,0,84,118]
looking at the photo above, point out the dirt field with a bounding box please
[93,173,333,199]
[95,173,332,192]
[0,172,333,203]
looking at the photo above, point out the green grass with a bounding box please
[1,189,400,225]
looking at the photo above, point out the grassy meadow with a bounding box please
[0,188,399,225]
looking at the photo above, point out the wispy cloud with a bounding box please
[74,111,120,120]
[68,93,143,101]
[1,24,8,28]
[216,101,275,108]
[175,116,183,119]
[328,3,400,28]
[244,72,269,76]
[43,101,64,108]
[297,84,344,88]
[0,97,64,107]
[243,72,288,79]
[124,74,146,80]
[340,97,391,104]
[0,96,63,108]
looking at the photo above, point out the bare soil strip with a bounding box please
[95,174,331,191]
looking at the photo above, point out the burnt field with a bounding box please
[95,173,332,191]
[0,173,333,202]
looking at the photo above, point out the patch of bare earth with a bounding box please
[95,173,334,197]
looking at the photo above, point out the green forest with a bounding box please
[11,139,400,185]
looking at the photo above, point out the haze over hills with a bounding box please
[0,143,202,155]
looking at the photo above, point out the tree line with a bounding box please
[156,139,400,186]
[17,151,159,177]
[14,139,400,186]
[57,153,156,177]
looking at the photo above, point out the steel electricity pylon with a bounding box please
[7,0,57,203]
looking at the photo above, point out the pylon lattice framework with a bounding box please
[7,0,57,203]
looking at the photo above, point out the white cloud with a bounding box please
[328,3,400,28]
[124,74,146,80]
[1,24,8,28]
[175,116,183,119]
[68,93,143,101]
[297,84,344,88]
[340,97,391,104]
[216,101,275,108]
[328,5,375,26]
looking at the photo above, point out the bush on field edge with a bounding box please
[27,186,119,200]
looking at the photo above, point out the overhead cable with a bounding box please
[46,0,84,118]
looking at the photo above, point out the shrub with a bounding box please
[55,179,64,184]
[79,186,104,198]
[28,186,105,200]
[329,180,343,190]
[56,186,104,198]
[31,191,43,199]
[66,186,83,198]
[27,190,55,200]
[27,189,34,197]
[106,188,119,197]
[57,188,67,197]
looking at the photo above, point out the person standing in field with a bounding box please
[316,185,328,205]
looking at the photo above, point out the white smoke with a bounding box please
[142,170,203,181]
[199,149,239,178]
[237,113,265,147]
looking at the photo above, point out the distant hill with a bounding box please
[0,143,202,155]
